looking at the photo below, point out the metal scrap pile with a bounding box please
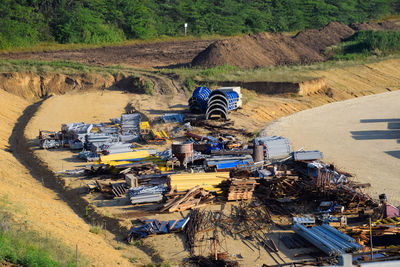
[39,113,141,153]
[39,130,63,149]
[128,216,190,241]
[40,86,400,266]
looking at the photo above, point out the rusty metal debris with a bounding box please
[37,91,400,266]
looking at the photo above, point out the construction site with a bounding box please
[0,20,400,267]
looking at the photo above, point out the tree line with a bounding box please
[1,0,399,49]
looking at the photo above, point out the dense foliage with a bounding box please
[1,0,400,49]
[346,30,400,53]
[328,30,400,59]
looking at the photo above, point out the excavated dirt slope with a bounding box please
[192,32,324,68]
[192,22,356,68]
[293,21,355,53]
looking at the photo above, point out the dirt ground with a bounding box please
[263,90,400,205]
[16,58,399,265]
[0,89,139,267]
[0,30,399,265]
[0,39,215,68]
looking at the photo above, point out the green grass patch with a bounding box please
[89,225,103,235]
[327,30,400,60]
[0,195,89,266]
[0,34,225,54]
[144,80,154,95]
[0,58,131,76]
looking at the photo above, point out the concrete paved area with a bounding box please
[262,91,400,204]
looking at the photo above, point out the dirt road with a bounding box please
[263,91,400,204]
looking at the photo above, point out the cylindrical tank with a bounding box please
[252,145,264,163]
[171,142,194,166]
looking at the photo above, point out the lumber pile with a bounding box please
[161,186,215,212]
[344,224,400,247]
[120,163,162,180]
[224,178,257,201]
[169,172,230,192]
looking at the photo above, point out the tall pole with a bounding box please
[369,217,373,260]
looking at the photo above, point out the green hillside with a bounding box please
[1,0,400,49]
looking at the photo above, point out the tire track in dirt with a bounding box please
[8,97,164,264]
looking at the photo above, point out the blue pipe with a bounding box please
[189,87,211,113]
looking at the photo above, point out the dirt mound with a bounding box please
[192,22,355,68]
[350,21,400,31]
[293,21,355,53]
[191,32,323,68]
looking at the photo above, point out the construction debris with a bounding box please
[37,94,400,266]
[221,178,258,201]
[293,223,363,256]
[128,216,190,240]
[162,186,215,212]
[128,185,167,204]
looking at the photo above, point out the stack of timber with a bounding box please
[169,172,230,192]
[222,178,258,201]
[120,162,161,176]
[161,186,215,212]
[346,225,400,246]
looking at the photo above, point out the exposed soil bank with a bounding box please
[0,72,155,99]
[203,77,327,95]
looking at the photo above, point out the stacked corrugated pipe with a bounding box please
[206,87,242,120]
[188,86,242,120]
[188,86,211,114]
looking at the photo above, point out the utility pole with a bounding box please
[184,23,188,36]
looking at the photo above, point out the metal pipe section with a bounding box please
[293,223,362,256]
[188,87,242,120]
[293,223,340,256]
[189,86,211,113]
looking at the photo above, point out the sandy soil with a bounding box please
[20,58,400,265]
[263,90,400,204]
[228,59,400,134]
[1,52,399,265]
[0,89,137,266]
